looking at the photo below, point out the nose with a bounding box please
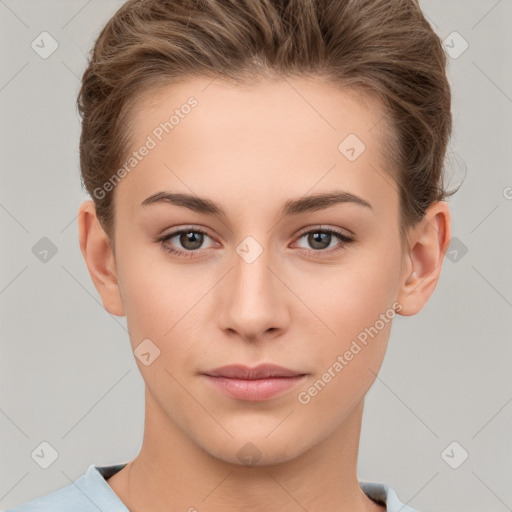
[216,238,289,343]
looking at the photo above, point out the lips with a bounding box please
[202,364,307,401]
[203,363,305,379]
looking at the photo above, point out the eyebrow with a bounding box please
[140,190,373,218]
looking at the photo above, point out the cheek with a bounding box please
[293,242,401,394]
[294,266,396,418]
[115,244,187,345]
[302,248,400,342]
[116,243,221,372]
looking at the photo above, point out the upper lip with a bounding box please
[203,364,305,379]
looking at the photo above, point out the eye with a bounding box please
[157,225,354,259]
[158,226,218,257]
[293,227,354,255]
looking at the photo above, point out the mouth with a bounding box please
[204,363,305,379]
[202,364,307,401]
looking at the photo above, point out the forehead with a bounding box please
[116,75,397,217]
[129,75,388,149]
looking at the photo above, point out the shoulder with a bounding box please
[359,480,420,512]
[5,464,129,512]
[6,484,85,512]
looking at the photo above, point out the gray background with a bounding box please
[1,1,511,511]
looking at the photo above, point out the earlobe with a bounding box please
[397,201,451,316]
[77,200,125,317]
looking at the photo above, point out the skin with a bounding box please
[78,75,451,512]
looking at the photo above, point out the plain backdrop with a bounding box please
[1,1,511,511]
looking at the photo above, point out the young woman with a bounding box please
[8,0,453,510]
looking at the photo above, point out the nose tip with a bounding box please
[217,249,289,342]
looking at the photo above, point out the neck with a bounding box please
[107,390,384,512]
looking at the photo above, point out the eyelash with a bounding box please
[157,226,354,258]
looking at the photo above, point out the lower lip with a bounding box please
[203,375,307,401]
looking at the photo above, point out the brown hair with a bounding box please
[78,0,453,244]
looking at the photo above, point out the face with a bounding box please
[108,76,407,465]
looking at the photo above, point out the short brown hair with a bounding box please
[78,0,453,244]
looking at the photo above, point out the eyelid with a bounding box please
[295,224,351,237]
[290,227,354,257]
[160,224,215,239]
[160,224,352,242]
[158,224,355,257]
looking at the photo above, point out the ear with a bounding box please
[77,200,125,317]
[396,201,451,316]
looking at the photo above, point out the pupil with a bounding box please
[181,231,203,250]
[309,232,330,250]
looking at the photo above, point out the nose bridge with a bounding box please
[217,231,287,339]
[232,233,277,303]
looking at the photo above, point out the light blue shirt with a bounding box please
[6,463,419,512]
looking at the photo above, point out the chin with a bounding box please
[199,428,313,468]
